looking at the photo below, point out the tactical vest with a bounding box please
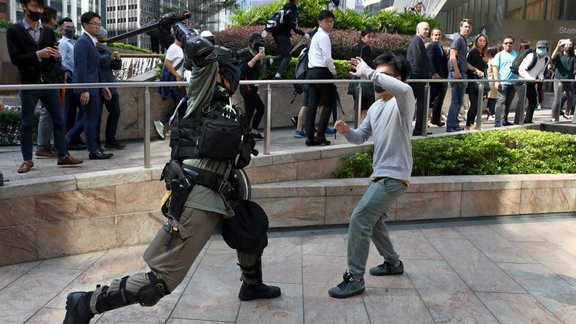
[169,96,257,169]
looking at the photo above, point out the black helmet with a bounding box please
[184,35,216,68]
[217,63,239,95]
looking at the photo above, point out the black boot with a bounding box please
[63,291,94,324]
[238,262,281,301]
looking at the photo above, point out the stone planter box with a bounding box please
[1,144,575,266]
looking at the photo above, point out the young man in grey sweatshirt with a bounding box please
[329,52,414,298]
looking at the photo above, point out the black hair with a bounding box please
[373,52,411,82]
[485,46,499,58]
[503,35,515,43]
[361,27,375,38]
[80,11,100,25]
[58,17,73,27]
[20,0,44,7]
[41,6,57,24]
[317,10,334,21]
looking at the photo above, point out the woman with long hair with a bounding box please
[465,34,488,129]
[349,27,376,124]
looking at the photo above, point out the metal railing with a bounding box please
[0,78,571,168]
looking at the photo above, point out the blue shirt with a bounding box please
[448,33,468,77]
[493,50,518,85]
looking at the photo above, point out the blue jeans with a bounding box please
[98,92,121,144]
[347,177,407,276]
[19,89,68,161]
[447,77,467,129]
[36,106,53,149]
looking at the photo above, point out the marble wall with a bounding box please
[1,145,575,266]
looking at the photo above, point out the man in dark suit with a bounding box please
[406,21,431,136]
[7,0,83,173]
[427,27,448,127]
[69,11,113,159]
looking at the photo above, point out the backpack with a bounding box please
[222,199,269,253]
[265,9,290,33]
[158,59,184,100]
[510,49,549,74]
[293,46,309,94]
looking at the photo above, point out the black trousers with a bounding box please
[305,67,337,140]
[240,88,265,130]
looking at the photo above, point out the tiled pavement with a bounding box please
[1,108,576,323]
[1,216,576,323]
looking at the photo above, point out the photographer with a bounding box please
[7,0,83,174]
[64,22,280,324]
[239,33,267,140]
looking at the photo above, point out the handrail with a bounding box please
[1,78,570,167]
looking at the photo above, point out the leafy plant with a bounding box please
[333,130,576,178]
[0,110,40,146]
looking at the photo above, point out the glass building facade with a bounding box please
[436,0,576,45]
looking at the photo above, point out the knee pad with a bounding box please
[136,272,171,307]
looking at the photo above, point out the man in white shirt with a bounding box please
[304,10,336,146]
[515,40,549,124]
[154,38,185,138]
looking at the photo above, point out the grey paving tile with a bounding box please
[407,259,470,292]
[237,282,303,324]
[364,288,434,323]
[382,229,444,261]
[301,233,347,256]
[0,260,41,290]
[303,283,370,324]
[46,245,149,309]
[0,266,82,323]
[418,290,499,323]
[36,250,106,271]
[25,307,67,324]
[428,238,525,293]
[522,221,576,259]
[260,236,302,284]
[476,292,563,324]
[420,226,465,240]
[513,241,576,269]
[489,223,546,242]
[303,254,347,287]
[170,249,241,322]
[455,226,537,264]
[499,262,576,323]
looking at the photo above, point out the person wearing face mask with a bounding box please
[238,33,267,140]
[7,0,83,173]
[515,40,549,124]
[58,17,86,150]
[551,39,575,120]
[96,28,126,150]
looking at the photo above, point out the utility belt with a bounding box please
[160,160,230,220]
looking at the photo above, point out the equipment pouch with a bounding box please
[197,118,243,161]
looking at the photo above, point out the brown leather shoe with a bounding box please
[57,155,84,166]
[18,160,34,173]
[431,120,446,127]
[35,147,57,158]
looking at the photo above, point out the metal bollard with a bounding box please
[144,86,151,168]
[552,81,562,121]
[517,81,527,125]
[356,83,363,128]
[264,83,272,155]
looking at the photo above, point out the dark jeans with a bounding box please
[447,76,467,130]
[272,34,292,77]
[430,82,447,123]
[240,88,265,130]
[64,88,84,144]
[305,67,337,140]
[495,84,517,126]
[98,92,121,144]
[410,81,426,134]
[19,89,69,160]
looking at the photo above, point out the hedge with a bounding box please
[0,111,40,146]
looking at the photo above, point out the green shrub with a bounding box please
[334,130,576,177]
[0,110,40,146]
[215,25,411,61]
[230,0,439,34]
